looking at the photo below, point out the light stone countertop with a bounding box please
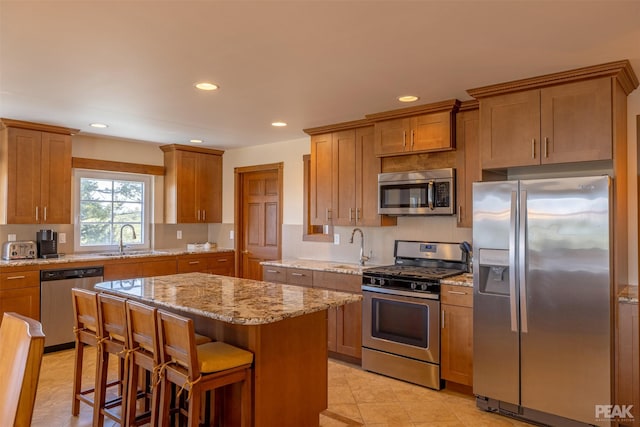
[441,273,473,288]
[261,259,371,275]
[95,272,362,325]
[619,285,639,304]
[0,247,234,268]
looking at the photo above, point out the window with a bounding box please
[74,170,152,252]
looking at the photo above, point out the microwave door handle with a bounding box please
[428,180,434,210]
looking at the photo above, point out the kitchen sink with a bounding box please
[98,250,169,257]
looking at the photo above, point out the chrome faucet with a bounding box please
[349,228,370,266]
[119,224,137,253]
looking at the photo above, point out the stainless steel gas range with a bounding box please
[361,240,468,390]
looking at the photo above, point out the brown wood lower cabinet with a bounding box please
[177,252,235,276]
[441,284,473,387]
[0,268,40,322]
[262,265,362,360]
[617,301,639,426]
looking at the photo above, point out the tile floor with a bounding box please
[31,349,533,426]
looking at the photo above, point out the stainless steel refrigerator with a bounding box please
[472,176,612,427]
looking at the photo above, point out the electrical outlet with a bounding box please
[177,230,182,239]
[334,233,340,245]
[58,233,66,244]
[229,230,234,240]
[7,234,16,242]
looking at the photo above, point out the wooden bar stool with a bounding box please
[124,299,161,426]
[156,310,253,427]
[71,288,100,417]
[94,293,130,427]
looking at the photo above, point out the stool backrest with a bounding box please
[156,310,200,378]
[0,312,45,427]
[98,293,129,346]
[71,288,99,341]
[126,300,159,360]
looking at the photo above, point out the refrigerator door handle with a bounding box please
[509,191,518,332]
[519,190,529,333]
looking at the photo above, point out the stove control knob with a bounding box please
[379,279,386,286]
[368,277,377,285]
[410,282,418,290]
[420,283,428,291]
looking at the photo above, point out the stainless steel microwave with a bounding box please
[378,168,455,215]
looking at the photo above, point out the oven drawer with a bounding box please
[441,284,473,307]
[286,268,313,287]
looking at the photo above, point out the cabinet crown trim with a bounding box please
[467,59,639,98]
[365,99,460,121]
[458,99,479,112]
[303,119,373,135]
[0,118,80,135]
[160,143,224,156]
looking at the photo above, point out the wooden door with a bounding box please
[540,78,612,164]
[199,153,222,223]
[412,111,453,152]
[6,128,41,224]
[310,134,332,225]
[176,150,199,223]
[374,118,409,156]
[40,132,72,224]
[332,130,357,226]
[480,89,541,169]
[237,165,282,280]
[455,108,480,228]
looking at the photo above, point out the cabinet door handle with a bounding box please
[202,210,206,222]
[217,258,227,262]
[403,131,406,149]
[266,269,280,274]
[441,309,445,329]
[531,138,536,159]
[544,137,549,158]
[326,208,332,221]
[43,207,47,222]
[411,129,415,148]
[448,290,467,295]
[188,261,200,265]
[35,206,39,222]
[290,272,305,277]
[355,208,360,223]
[349,208,353,222]
[197,210,200,221]
[457,205,462,223]
[7,275,26,280]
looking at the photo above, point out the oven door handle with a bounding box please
[362,285,439,300]
[427,180,434,210]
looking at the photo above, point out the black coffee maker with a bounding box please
[37,229,59,258]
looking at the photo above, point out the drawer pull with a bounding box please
[217,259,228,262]
[290,273,305,277]
[266,269,280,274]
[188,261,200,265]
[447,290,467,295]
[6,275,26,280]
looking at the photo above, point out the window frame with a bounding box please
[73,169,152,253]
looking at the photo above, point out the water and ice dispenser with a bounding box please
[477,249,510,295]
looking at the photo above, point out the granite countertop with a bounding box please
[261,259,369,275]
[619,285,639,304]
[95,272,361,325]
[441,273,474,288]
[0,247,234,268]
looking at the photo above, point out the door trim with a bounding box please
[234,162,284,278]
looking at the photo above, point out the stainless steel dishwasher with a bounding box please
[40,266,104,352]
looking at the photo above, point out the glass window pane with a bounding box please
[113,202,142,223]
[80,201,113,222]
[114,181,143,202]
[80,178,113,201]
[80,223,112,246]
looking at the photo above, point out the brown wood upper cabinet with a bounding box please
[0,119,78,224]
[455,102,480,228]
[305,121,395,227]
[467,61,639,170]
[161,144,223,223]
[365,99,459,157]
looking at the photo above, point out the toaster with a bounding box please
[2,240,37,260]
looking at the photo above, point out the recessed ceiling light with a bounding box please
[271,122,287,127]
[398,95,419,103]
[190,139,203,144]
[90,123,108,128]
[195,82,219,91]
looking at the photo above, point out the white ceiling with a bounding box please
[1,1,639,150]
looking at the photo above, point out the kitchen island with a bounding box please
[95,272,361,427]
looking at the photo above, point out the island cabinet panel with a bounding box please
[455,104,480,228]
[479,78,613,170]
[440,284,473,386]
[617,301,639,426]
[0,268,40,322]
[161,144,223,224]
[1,120,76,224]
